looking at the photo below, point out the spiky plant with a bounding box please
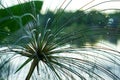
[0,0,120,80]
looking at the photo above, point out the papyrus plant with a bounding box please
[0,0,120,80]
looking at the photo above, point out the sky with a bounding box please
[42,0,120,12]
[1,0,120,13]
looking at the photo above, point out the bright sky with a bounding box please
[42,0,120,13]
[1,0,120,13]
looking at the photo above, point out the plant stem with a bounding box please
[26,59,39,80]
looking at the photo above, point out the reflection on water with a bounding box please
[96,40,120,78]
[0,40,120,80]
[93,40,118,50]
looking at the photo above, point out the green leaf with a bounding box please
[15,58,32,73]
[0,1,43,17]
[0,1,43,41]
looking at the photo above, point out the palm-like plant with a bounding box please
[0,0,120,80]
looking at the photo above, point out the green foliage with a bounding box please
[86,10,107,26]
[0,1,43,42]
